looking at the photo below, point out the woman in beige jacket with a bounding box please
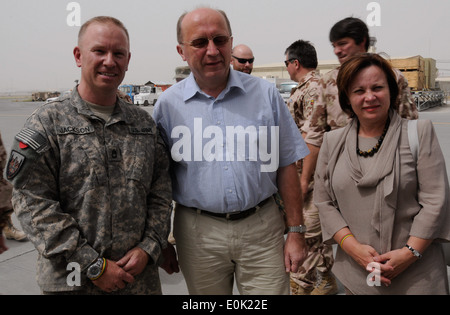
[314,53,450,294]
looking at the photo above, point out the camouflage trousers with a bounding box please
[290,187,334,290]
[0,178,13,230]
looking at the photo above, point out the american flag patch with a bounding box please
[15,128,47,153]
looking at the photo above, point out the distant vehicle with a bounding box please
[119,84,140,103]
[278,81,297,103]
[32,91,60,102]
[45,90,72,103]
[134,85,162,106]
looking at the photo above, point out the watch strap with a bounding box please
[405,244,422,259]
[287,225,307,233]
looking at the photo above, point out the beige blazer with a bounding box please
[314,112,450,294]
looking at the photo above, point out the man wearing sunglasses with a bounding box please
[231,44,254,74]
[154,7,309,295]
[284,40,338,295]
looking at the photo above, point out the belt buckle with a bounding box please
[225,211,243,220]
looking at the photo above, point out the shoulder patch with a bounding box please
[6,150,26,180]
[15,128,48,153]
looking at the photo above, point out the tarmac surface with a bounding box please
[1,97,450,295]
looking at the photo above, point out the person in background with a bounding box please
[309,17,418,142]
[7,16,173,294]
[231,44,254,74]
[0,132,26,244]
[154,7,309,295]
[284,39,338,295]
[1,131,14,253]
[314,53,450,294]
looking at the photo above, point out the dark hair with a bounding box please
[337,53,399,117]
[329,17,369,51]
[284,40,318,69]
[176,8,232,44]
[78,16,129,45]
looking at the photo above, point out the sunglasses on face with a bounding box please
[284,58,298,67]
[232,55,255,64]
[183,35,231,49]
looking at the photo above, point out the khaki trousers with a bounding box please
[174,198,289,295]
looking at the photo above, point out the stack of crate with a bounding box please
[389,56,437,91]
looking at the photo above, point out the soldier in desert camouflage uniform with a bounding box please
[7,16,173,294]
[310,17,418,142]
[284,40,338,295]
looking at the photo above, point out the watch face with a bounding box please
[89,265,101,275]
[87,258,103,278]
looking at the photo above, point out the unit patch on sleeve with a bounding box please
[6,150,26,180]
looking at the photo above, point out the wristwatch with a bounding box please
[405,244,422,259]
[287,225,307,234]
[87,257,105,280]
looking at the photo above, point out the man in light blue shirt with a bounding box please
[154,7,309,295]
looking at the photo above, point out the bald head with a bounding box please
[175,7,234,97]
[231,44,254,74]
[176,7,232,44]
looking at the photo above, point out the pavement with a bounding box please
[1,99,450,295]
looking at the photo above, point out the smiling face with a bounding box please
[176,8,233,95]
[348,65,391,127]
[74,21,131,104]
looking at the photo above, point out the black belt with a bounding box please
[185,197,272,221]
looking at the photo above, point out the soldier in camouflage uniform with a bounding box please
[7,16,173,294]
[284,40,338,295]
[310,17,418,142]
[0,132,13,254]
[0,131,27,243]
[308,18,418,294]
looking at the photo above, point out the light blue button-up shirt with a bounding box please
[153,69,309,213]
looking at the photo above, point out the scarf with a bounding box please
[325,110,402,252]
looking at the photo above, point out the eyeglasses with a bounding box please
[284,58,298,67]
[232,55,255,64]
[182,35,231,49]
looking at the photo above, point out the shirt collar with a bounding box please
[182,69,246,102]
[70,86,132,124]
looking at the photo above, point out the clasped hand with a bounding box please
[350,243,417,287]
[92,247,148,293]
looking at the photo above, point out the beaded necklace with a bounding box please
[356,117,390,157]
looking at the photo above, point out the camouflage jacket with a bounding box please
[309,67,419,146]
[7,88,172,293]
[0,132,13,230]
[286,70,323,147]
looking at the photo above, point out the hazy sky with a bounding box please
[1,0,450,92]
